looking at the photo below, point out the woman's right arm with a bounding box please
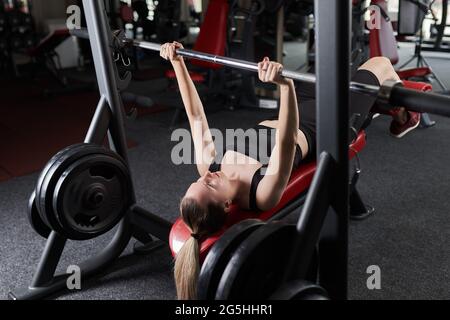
[161,42,216,175]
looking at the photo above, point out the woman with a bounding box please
[159,42,420,300]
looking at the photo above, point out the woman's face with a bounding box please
[184,171,233,209]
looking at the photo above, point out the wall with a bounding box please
[31,0,76,32]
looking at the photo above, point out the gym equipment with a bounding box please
[1,5,37,76]
[154,0,186,43]
[398,0,429,36]
[27,191,51,239]
[197,219,266,300]
[34,144,132,240]
[285,1,313,40]
[369,0,441,126]
[25,29,94,96]
[11,0,450,301]
[52,148,132,240]
[270,280,329,300]
[9,32,34,49]
[72,28,450,118]
[178,0,450,301]
[352,0,370,74]
[228,0,266,108]
[9,0,173,300]
[423,0,450,53]
[397,0,449,94]
[7,11,32,34]
[215,222,298,299]
[202,220,320,300]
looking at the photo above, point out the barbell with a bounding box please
[71,28,450,118]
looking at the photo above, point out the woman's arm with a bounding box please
[161,43,216,176]
[255,59,299,211]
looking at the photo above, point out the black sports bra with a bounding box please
[208,125,303,212]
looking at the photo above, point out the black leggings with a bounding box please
[295,69,381,160]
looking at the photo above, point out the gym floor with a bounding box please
[0,43,449,300]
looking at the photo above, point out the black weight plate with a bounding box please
[215,222,296,300]
[52,152,131,240]
[36,144,113,235]
[27,191,51,239]
[270,280,329,300]
[198,219,265,300]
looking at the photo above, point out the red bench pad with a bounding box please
[396,67,431,80]
[28,29,70,57]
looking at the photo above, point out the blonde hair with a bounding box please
[174,237,200,300]
[174,197,227,300]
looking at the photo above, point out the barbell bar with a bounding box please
[70,28,450,118]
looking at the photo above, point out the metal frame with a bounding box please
[422,0,450,52]
[9,0,450,301]
[73,26,450,117]
[9,0,172,300]
[398,1,449,93]
[278,0,351,300]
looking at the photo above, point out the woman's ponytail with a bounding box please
[174,237,200,300]
[175,197,228,300]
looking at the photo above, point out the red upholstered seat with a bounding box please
[396,67,432,80]
[369,0,431,80]
[169,132,367,262]
[27,29,70,57]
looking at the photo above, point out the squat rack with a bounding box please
[9,0,172,300]
[9,0,450,300]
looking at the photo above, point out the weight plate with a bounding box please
[36,144,90,233]
[35,144,118,237]
[198,219,265,300]
[52,152,132,240]
[270,280,329,300]
[27,191,51,239]
[215,222,296,300]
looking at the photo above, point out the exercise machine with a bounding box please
[9,0,450,300]
[397,0,449,94]
[423,0,450,53]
